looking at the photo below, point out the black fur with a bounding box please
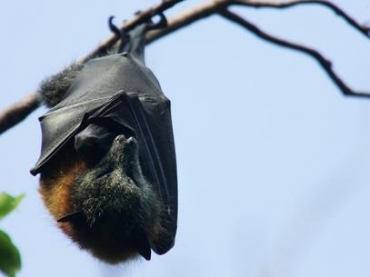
[38,62,83,107]
[68,135,161,260]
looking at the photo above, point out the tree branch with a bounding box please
[233,0,370,39]
[1,0,370,135]
[0,93,40,134]
[220,8,370,97]
[147,0,225,44]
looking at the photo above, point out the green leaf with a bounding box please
[0,229,21,277]
[0,193,24,221]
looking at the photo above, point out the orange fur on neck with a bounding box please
[38,146,87,236]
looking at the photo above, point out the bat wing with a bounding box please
[31,52,177,254]
[96,91,178,254]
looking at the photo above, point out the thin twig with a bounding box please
[220,9,370,97]
[233,0,370,39]
[147,0,226,43]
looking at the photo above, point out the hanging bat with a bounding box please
[30,14,177,263]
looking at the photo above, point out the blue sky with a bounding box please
[1,1,370,276]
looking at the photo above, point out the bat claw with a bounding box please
[108,16,131,53]
[108,16,121,38]
[147,13,167,31]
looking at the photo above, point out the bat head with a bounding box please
[55,135,164,262]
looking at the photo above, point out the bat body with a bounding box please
[31,17,177,263]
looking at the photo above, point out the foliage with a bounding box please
[0,193,24,277]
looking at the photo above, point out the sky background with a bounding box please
[1,1,370,276]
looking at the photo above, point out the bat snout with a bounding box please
[115,135,137,147]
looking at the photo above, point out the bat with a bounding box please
[30,14,177,264]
